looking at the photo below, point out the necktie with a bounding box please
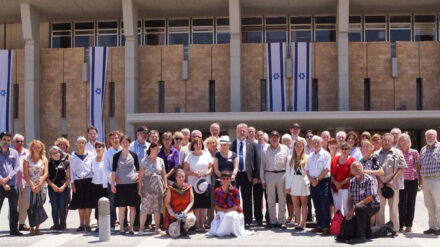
[239,141,244,171]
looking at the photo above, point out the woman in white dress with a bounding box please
[208,171,253,237]
[285,140,310,231]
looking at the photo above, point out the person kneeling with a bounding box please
[340,162,396,243]
[208,171,253,237]
[164,169,196,238]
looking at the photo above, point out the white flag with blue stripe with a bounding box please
[0,50,13,132]
[89,47,108,142]
[266,43,287,112]
[292,42,312,111]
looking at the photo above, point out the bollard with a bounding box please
[98,197,111,242]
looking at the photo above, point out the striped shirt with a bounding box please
[420,142,440,177]
[401,149,420,181]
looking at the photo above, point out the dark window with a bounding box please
[312,79,318,111]
[241,17,262,25]
[61,83,67,118]
[159,81,165,113]
[53,23,72,30]
[13,84,19,119]
[145,20,165,28]
[260,79,267,111]
[364,78,371,111]
[75,22,94,30]
[365,16,386,23]
[291,16,311,24]
[266,17,287,25]
[315,16,336,24]
[416,78,423,110]
[109,82,115,117]
[414,15,436,23]
[168,19,189,27]
[193,19,213,26]
[217,18,229,26]
[390,16,411,23]
[349,16,362,23]
[209,80,215,112]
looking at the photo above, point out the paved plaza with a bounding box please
[0,192,438,247]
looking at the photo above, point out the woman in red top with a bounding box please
[330,142,355,216]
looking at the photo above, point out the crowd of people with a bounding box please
[1,122,440,242]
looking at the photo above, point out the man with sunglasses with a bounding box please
[304,130,315,155]
[12,134,30,231]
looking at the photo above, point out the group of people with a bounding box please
[1,123,440,242]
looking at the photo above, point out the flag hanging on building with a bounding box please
[0,50,13,133]
[266,42,287,112]
[292,42,312,112]
[89,47,108,142]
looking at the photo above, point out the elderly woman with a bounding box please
[282,134,292,154]
[183,137,213,232]
[159,132,180,185]
[23,140,49,235]
[213,136,238,188]
[397,133,420,232]
[173,131,185,165]
[164,169,196,237]
[330,142,356,216]
[69,136,95,232]
[321,131,331,151]
[138,142,167,234]
[46,146,70,231]
[361,131,372,142]
[371,133,382,152]
[285,141,309,230]
[111,135,140,235]
[346,131,362,160]
[54,137,71,218]
[208,171,253,237]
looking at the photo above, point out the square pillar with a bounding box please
[229,0,241,112]
[337,0,349,111]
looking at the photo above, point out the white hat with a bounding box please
[219,136,231,144]
[168,221,181,238]
[194,178,209,194]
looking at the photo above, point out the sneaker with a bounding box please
[424,228,437,234]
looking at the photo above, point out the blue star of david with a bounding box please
[273,73,280,80]
[95,88,102,95]
[298,73,306,80]
[0,90,6,96]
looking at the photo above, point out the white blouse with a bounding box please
[70,151,94,183]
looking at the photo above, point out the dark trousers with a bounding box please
[307,195,313,221]
[236,172,253,225]
[92,184,108,220]
[355,203,380,238]
[253,183,265,223]
[399,179,418,228]
[310,177,330,229]
[48,187,67,225]
[107,184,117,228]
[0,185,19,233]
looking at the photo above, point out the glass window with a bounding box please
[51,22,72,48]
[389,15,411,43]
[364,15,387,42]
[121,20,142,46]
[216,17,230,44]
[314,16,336,42]
[192,18,214,44]
[414,15,436,41]
[265,17,287,43]
[144,20,165,45]
[168,19,189,46]
[349,16,362,42]
[73,21,95,48]
[97,21,118,47]
[241,17,263,43]
[290,16,312,42]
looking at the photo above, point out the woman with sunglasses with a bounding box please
[91,141,107,232]
[330,142,356,216]
[158,132,180,185]
[208,171,253,237]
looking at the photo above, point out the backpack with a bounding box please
[329,210,344,236]
[336,217,357,242]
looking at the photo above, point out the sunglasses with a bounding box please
[174,138,183,141]
[96,146,104,149]
[221,177,231,180]
[16,140,24,143]
[341,148,350,151]
[305,136,313,139]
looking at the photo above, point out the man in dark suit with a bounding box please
[230,123,260,228]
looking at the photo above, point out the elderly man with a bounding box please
[345,162,396,242]
[420,129,440,235]
[260,131,290,229]
[0,132,22,236]
[306,135,332,235]
[289,123,307,148]
[129,126,150,161]
[230,123,260,228]
[248,126,257,143]
[373,133,407,233]
[12,134,29,231]
[253,130,269,226]
[390,128,402,148]
[336,131,347,147]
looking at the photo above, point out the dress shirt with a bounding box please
[104,146,122,186]
[0,148,19,186]
[70,151,94,183]
[91,158,107,185]
[129,140,150,162]
[420,142,440,177]
[14,148,29,188]
[236,138,247,171]
[373,148,407,190]
[305,148,331,178]
[260,144,290,184]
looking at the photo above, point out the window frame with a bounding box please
[241,16,264,43]
[191,17,215,45]
[289,15,313,43]
[388,14,412,42]
[314,15,336,42]
[51,21,73,48]
[73,20,96,48]
[349,15,363,42]
[264,16,288,43]
[364,14,388,42]
[167,18,190,46]
[97,20,119,47]
[215,16,230,44]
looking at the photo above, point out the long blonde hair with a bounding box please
[29,140,46,159]
[290,141,306,170]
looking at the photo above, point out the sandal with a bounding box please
[85,226,92,232]
[76,226,85,232]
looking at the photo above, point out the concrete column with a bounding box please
[20,3,40,140]
[122,0,138,138]
[337,0,349,111]
[229,0,241,112]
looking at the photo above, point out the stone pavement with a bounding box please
[0,192,438,247]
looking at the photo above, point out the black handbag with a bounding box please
[336,217,357,242]
[27,192,48,227]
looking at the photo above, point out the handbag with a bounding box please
[336,217,357,242]
[329,210,344,236]
[27,192,48,227]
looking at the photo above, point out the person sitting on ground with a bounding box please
[208,171,253,237]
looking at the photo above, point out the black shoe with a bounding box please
[94,228,99,233]
[19,224,30,231]
[256,222,263,227]
[50,225,59,231]
[424,228,437,234]
[10,230,23,236]
[385,221,397,237]
[245,224,250,229]
[265,223,273,229]
[350,237,366,243]
[434,230,440,235]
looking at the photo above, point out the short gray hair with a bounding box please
[336,131,346,139]
[282,134,292,142]
[12,133,24,142]
[191,130,202,137]
[396,133,412,149]
[181,128,190,135]
[425,129,438,137]
[311,135,322,143]
[236,123,248,129]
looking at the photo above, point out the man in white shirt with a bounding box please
[85,126,106,156]
[306,135,332,236]
[12,134,29,231]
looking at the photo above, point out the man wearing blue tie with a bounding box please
[230,123,260,228]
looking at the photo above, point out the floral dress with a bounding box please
[140,157,165,214]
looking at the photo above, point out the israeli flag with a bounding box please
[292,42,312,112]
[0,50,12,132]
[266,42,287,112]
[89,47,108,142]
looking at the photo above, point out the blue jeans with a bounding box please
[0,185,19,233]
[310,177,330,229]
[48,187,67,225]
